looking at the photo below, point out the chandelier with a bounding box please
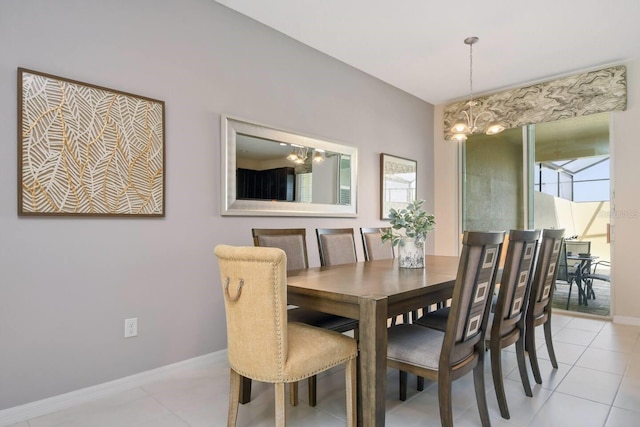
[286,146,324,164]
[450,37,505,142]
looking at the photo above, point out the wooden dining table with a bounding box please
[286,255,460,427]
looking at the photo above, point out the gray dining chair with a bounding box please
[525,228,565,384]
[486,229,540,419]
[387,230,505,427]
[316,228,358,266]
[252,228,358,406]
[360,227,394,261]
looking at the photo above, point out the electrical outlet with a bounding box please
[124,318,138,338]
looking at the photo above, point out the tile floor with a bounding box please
[8,313,640,427]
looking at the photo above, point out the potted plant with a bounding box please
[382,199,435,268]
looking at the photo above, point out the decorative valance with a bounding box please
[443,65,627,139]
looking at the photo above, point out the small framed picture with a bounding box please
[380,153,417,219]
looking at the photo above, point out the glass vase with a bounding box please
[398,238,425,268]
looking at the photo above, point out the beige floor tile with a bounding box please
[556,366,622,405]
[529,393,610,427]
[591,331,639,353]
[507,361,572,392]
[566,316,608,332]
[605,407,640,427]
[613,376,640,412]
[28,394,184,427]
[536,340,587,365]
[576,347,632,375]
[553,327,598,346]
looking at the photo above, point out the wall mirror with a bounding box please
[380,153,417,219]
[221,115,358,217]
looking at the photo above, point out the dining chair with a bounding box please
[252,228,358,407]
[555,242,576,309]
[485,229,540,419]
[583,259,611,301]
[360,227,394,261]
[214,245,357,427]
[387,230,505,427]
[525,228,565,385]
[565,240,591,257]
[410,230,541,419]
[316,228,358,266]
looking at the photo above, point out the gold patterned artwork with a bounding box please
[18,68,165,216]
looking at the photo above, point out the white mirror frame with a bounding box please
[221,115,358,217]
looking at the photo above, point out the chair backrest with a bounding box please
[492,229,541,339]
[214,245,289,382]
[555,241,569,282]
[442,231,505,367]
[527,229,565,321]
[565,240,591,256]
[360,227,394,261]
[252,228,309,271]
[316,228,358,266]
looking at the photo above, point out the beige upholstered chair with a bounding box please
[387,231,505,427]
[251,228,358,406]
[525,228,565,385]
[316,228,358,266]
[360,227,394,261]
[215,245,357,427]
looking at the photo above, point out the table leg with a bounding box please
[357,295,387,427]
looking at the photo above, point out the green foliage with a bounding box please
[381,200,435,247]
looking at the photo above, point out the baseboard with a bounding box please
[613,315,640,326]
[0,350,227,427]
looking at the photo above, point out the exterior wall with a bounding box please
[0,0,434,409]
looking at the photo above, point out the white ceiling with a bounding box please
[214,0,640,105]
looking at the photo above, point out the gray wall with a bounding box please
[0,0,434,409]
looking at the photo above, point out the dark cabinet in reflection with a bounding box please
[236,167,295,201]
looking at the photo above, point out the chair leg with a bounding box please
[399,370,408,401]
[228,369,240,427]
[437,375,454,427]
[275,383,286,427]
[566,282,572,310]
[490,343,510,419]
[289,382,298,406]
[417,376,425,391]
[526,326,543,384]
[473,361,491,427]
[307,375,317,407]
[544,318,559,369]
[345,358,357,427]
[239,376,252,404]
[515,335,533,397]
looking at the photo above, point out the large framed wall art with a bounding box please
[18,68,165,217]
[380,153,417,220]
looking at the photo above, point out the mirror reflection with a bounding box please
[221,116,358,217]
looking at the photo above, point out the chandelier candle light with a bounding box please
[286,146,324,164]
[451,37,505,142]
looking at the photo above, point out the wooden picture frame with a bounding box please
[18,68,165,217]
[380,153,417,219]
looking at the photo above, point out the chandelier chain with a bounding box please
[469,41,474,104]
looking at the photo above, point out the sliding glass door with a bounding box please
[463,112,611,317]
